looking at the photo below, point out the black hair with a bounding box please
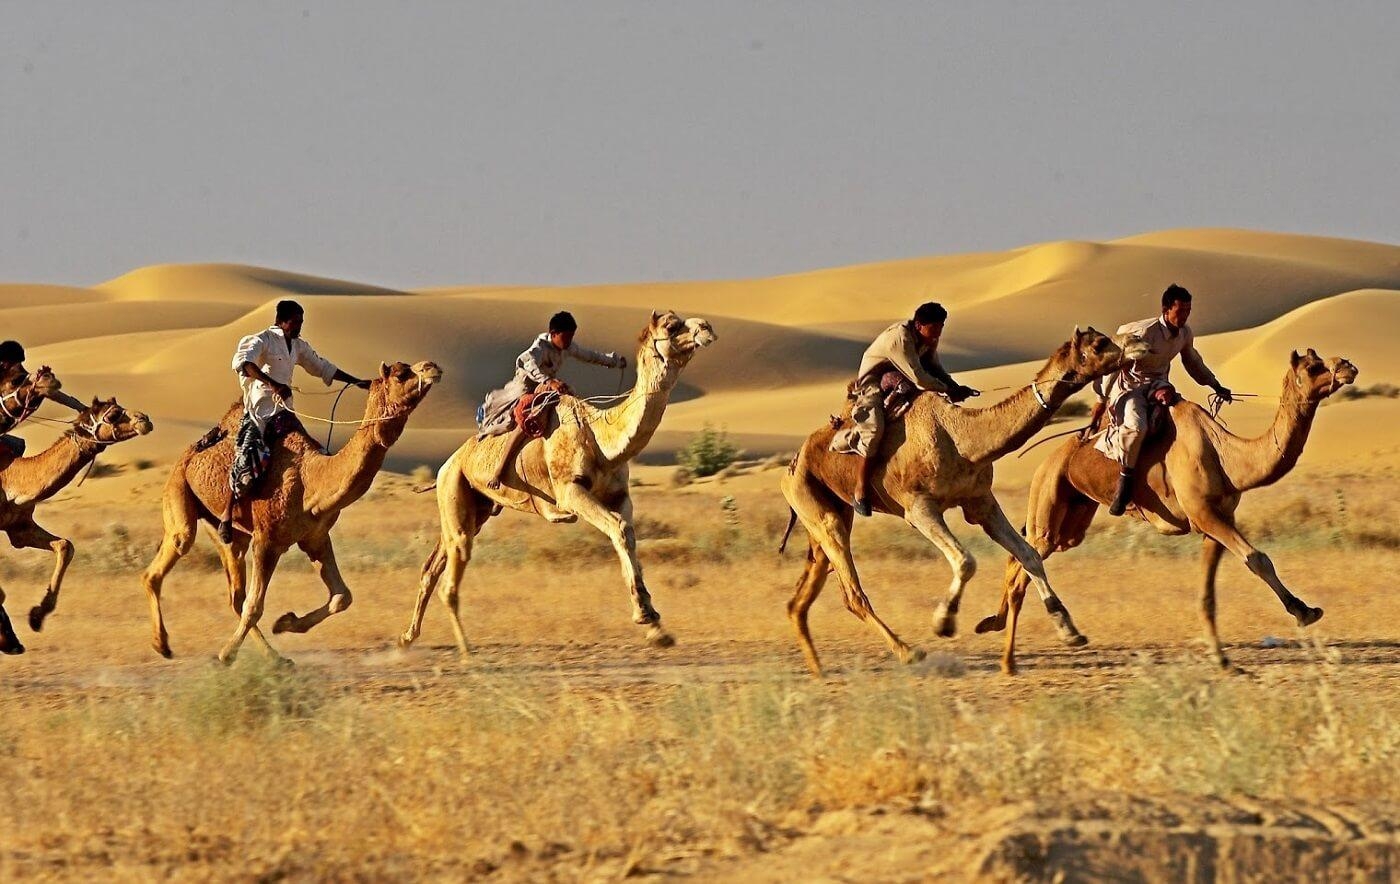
[276,300,305,322]
[548,311,578,333]
[913,302,948,325]
[1161,284,1192,309]
[0,340,24,365]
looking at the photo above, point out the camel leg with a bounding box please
[272,537,353,635]
[905,496,977,639]
[967,496,1083,675]
[218,539,282,665]
[142,479,201,658]
[1201,536,1229,668]
[202,527,278,659]
[557,483,673,648]
[786,536,832,677]
[0,585,23,655]
[1191,505,1322,628]
[400,471,488,655]
[399,541,447,650]
[8,521,74,633]
[785,476,920,667]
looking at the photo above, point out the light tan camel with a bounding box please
[780,327,1151,676]
[142,360,441,664]
[397,311,717,653]
[978,349,1358,674]
[0,397,154,655]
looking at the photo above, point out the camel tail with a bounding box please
[413,481,437,494]
[778,508,799,555]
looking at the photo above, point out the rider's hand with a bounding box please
[1212,384,1233,404]
[273,382,293,402]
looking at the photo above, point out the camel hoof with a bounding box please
[974,615,1004,634]
[904,646,927,665]
[396,634,414,650]
[153,640,173,659]
[28,606,46,633]
[1063,632,1089,648]
[271,656,296,670]
[271,612,299,634]
[645,626,676,649]
[1,640,25,656]
[932,606,957,638]
[1297,606,1324,627]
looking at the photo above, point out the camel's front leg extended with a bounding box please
[9,521,74,633]
[219,540,282,665]
[557,481,673,647]
[905,497,977,638]
[967,496,1083,675]
[273,536,353,635]
[1191,505,1322,628]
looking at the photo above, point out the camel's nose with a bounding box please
[414,361,443,384]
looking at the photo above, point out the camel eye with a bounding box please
[1306,363,1326,376]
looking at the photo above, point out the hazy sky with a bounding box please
[3,2,1398,288]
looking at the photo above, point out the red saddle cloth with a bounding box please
[513,392,555,439]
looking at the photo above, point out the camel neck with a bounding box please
[310,394,410,512]
[1225,383,1319,491]
[1,434,101,506]
[585,342,680,465]
[951,351,1083,464]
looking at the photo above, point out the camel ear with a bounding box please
[651,309,662,323]
[91,396,101,407]
[379,361,391,379]
[1073,325,1082,337]
[1306,347,1320,360]
[1290,350,1302,368]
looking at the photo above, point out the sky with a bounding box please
[2,1,1398,288]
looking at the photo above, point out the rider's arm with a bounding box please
[240,362,290,399]
[1180,328,1225,391]
[890,334,948,393]
[47,390,87,412]
[517,339,555,385]
[567,340,625,370]
[331,368,370,389]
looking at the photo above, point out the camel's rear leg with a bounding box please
[9,521,74,633]
[784,473,920,668]
[0,586,23,655]
[399,470,492,655]
[1200,536,1229,668]
[218,539,282,665]
[786,535,832,677]
[142,474,201,658]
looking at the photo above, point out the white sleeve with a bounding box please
[296,340,339,386]
[232,333,265,373]
[567,340,623,369]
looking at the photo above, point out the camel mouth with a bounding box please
[132,415,155,436]
[686,319,718,350]
[412,361,444,386]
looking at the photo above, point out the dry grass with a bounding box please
[2,469,1399,878]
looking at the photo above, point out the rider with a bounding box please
[478,311,626,488]
[0,340,87,457]
[834,302,978,517]
[1095,284,1233,516]
[218,300,370,542]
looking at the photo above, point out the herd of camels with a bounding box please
[0,309,1360,677]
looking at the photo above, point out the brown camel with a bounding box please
[0,366,65,434]
[142,360,442,664]
[780,327,1151,676]
[0,397,154,655]
[978,349,1358,674]
[397,311,717,653]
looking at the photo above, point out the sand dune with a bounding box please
[2,228,1395,475]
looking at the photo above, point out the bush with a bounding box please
[410,464,435,485]
[677,425,739,478]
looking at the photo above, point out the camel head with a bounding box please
[27,366,64,400]
[1064,327,1148,381]
[0,366,63,422]
[72,397,155,446]
[373,360,443,415]
[639,310,718,372]
[1288,349,1358,402]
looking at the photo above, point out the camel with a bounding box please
[978,349,1359,674]
[142,360,442,664]
[397,310,717,653]
[780,327,1151,676]
[0,397,154,655]
[0,366,65,434]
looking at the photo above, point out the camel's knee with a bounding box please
[329,591,353,614]
[54,538,74,563]
[953,553,977,585]
[1244,550,1274,578]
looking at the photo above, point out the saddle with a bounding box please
[513,390,560,439]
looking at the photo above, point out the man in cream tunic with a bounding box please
[1095,284,1232,516]
[831,302,977,516]
[218,299,369,541]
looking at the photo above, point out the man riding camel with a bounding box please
[0,339,88,457]
[218,300,370,542]
[1094,283,1232,516]
[832,302,979,517]
[478,310,626,488]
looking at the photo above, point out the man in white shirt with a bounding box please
[218,300,370,541]
[478,310,626,487]
[830,302,978,516]
[1095,284,1233,516]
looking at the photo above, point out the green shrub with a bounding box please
[677,425,738,478]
